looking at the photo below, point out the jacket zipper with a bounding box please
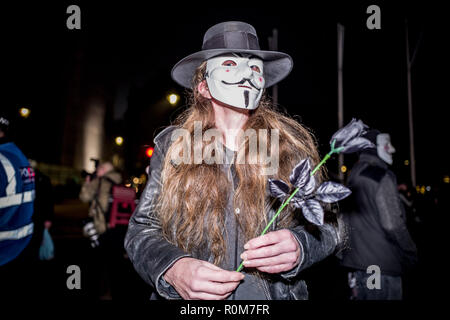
[233,217,238,300]
[261,278,272,300]
[262,200,276,299]
[229,159,273,300]
[229,163,238,300]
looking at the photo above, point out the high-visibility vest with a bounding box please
[0,142,35,266]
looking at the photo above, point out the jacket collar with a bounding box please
[358,152,388,170]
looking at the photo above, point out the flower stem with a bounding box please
[310,152,331,176]
[236,187,300,272]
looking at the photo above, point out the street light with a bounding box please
[19,107,30,118]
[115,136,124,146]
[167,93,179,106]
[145,147,154,158]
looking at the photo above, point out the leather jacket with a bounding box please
[124,126,340,300]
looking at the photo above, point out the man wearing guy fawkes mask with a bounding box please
[205,53,265,110]
[339,129,418,300]
[125,21,340,300]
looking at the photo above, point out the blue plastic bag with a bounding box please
[39,229,54,260]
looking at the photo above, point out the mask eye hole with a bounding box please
[251,65,261,73]
[222,60,237,67]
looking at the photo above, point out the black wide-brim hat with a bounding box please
[171,21,293,89]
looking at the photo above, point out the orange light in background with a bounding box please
[146,147,154,158]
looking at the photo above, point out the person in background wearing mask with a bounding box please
[339,129,418,300]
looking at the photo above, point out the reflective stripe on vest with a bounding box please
[0,222,34,241]
[0,190,35,209]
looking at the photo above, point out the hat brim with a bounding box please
[171,49,293,89]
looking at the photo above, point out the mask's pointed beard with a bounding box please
[244,90,249,108]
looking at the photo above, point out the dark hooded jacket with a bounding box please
[125,126,340,300]
[340,152,418,276]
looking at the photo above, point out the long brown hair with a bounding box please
[156,61,324,265]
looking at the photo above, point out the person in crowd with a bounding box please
[79,161,123,299]
[0,113,36,296]
[80,161,122,236]
[125,21,341,300]
[339,129,418,300]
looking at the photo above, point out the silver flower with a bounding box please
[330,118,375,154]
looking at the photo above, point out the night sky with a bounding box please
[2,1,448,185]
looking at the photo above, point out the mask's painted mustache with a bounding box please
[222,78,260,91]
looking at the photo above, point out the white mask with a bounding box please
[205,54,265,110]
[376,133,396,165]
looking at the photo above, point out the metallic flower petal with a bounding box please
[289,158,313,190]
[290,197,305,210]
[300,174,316,197]
[339,136,375,154]
[268,179,291,200]
[315,181,352,203]
[330,118,375,154]
[301,199,324,226]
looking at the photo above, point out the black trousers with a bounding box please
[348,270,402,300]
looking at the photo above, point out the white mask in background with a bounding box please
[205,54,265,110]
[376,133,396,165]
